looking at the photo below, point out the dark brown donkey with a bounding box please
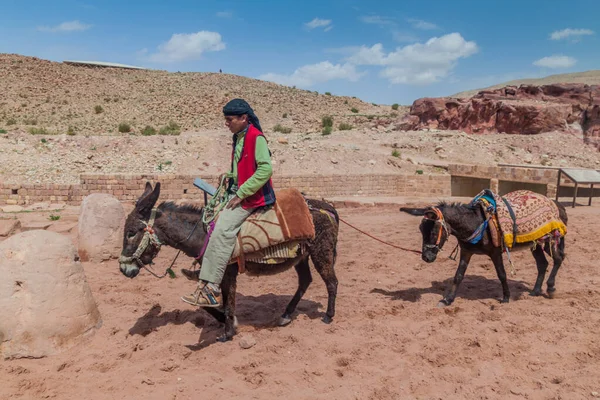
[400,198,567,307]
[119,182,340,342]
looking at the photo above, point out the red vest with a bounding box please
[233,124,276,209]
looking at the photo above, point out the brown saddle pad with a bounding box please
[229,188,315,261]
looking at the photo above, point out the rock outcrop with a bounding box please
[398,84,600,146]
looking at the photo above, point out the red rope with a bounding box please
[338,216,422,254]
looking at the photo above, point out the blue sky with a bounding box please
[1,0,598,105]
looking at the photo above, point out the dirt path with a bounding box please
[1,204,599,399]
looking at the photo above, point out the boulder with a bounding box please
[0,219,20,237]
[2,205,23,213]
[78,193,125,262]
[0,230,101,359]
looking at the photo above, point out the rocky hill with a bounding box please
[2,54,600,185]
[0,54,397,136]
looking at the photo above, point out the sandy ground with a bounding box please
[1,201,600,400]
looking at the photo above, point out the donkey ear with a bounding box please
[137,182,161,217]
[400,207,427,216]
[136,182,153,207]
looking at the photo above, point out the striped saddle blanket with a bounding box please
[222,188,316,265]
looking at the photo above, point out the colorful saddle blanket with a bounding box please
[471,189,567,249]
[219,188,315,264]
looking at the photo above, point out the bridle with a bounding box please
[422,207,450,252]
[119,208,162,269]
[119,206,204,278]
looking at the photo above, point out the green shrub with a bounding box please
[350,107,359,113]
[118,123,132,133]
[28,127,48,135]
[159,121,181,135]
[322,126,332,135]
[141,125,157,136]
[273,124,292,134]
[338,123,353,131]
[94,105,104,114]
[392,103,399,110]
[321,116,333,128]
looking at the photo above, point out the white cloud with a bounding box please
[408,19,438,30]
[533,55,577,69]
[216,11,232,18]
[37,20,92,33]
[345,33,478,85]
[345,43,387,66]
[148,31,225,63]
[550,28,594,40]
[360,15,395,26]
[305,18,332,31]
[258,62,364,87]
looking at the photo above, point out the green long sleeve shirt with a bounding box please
[229,128,273,200]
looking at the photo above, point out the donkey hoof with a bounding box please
[547,287,556,298]
[499,298,510,304]
[529,290,542,297]
[216,333,233,343]
[437,300,450,308]
[278,315,292,327]
[322,315,333,324]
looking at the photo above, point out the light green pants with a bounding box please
[199,205,254,286]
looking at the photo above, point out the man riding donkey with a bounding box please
[181,98,275,308]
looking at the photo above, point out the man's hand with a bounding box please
[227,195,243,209]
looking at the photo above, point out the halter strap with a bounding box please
[119,208,162,265]
[428,207,448,246]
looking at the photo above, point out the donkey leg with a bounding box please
[440,250,472,307]
[311,246,339,324]
[217,264,238,342]
[279,256,312,327]
[530,245,549,297]
[491,250,510,303]
[546,238,565,298]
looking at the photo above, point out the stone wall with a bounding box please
[2,163,593,206]
[0,173,451,206]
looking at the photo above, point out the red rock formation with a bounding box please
[398,84,600,144]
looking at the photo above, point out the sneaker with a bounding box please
[181,283,222,308]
